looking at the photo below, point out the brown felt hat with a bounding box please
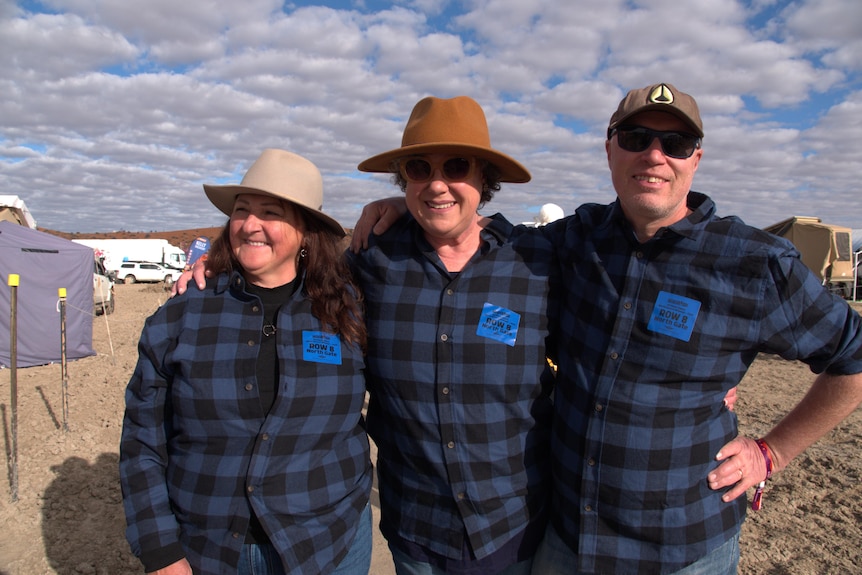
[204,148,344,237]
[358,96,531,183]
[608,83,704,138]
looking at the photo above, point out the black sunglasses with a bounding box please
[398,157,476,183]
[610,126,701,159]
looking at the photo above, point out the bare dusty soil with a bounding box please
[0,284,859,574]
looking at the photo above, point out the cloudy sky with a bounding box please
[2,0,861,233]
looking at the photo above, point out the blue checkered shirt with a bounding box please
[349,213,557,567]
[541,192,862,574]
[120,272,372,575]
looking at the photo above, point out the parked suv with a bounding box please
[93,259,115,315]
[115,261,183,286]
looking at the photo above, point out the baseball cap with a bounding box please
[607,83,704,138]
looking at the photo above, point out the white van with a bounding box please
[114,261,183,286]
[93,259,115,315]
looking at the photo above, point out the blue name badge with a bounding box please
[476,302,520,347]
[302,331,342,365]
[647,291,700,342]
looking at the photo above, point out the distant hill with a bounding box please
[40,227,224,252]
[40,225,354,252]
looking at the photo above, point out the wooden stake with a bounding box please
[8,274,19,503]
[59,288,69,433]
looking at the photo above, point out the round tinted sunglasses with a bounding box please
[398,157,476,183]
[610,126,702,159]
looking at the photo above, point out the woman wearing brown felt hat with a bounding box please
[351,96,555,575]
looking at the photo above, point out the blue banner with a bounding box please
[185,236,210,269]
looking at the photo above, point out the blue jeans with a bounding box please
[237,503,372,575]
[389,545,533,575]
[531,523,740,575]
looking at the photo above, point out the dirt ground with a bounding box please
[0,284,860,574]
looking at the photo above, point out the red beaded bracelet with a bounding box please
[751,438,773,511]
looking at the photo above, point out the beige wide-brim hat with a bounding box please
[358,96,531,183]
[203,148,345,237]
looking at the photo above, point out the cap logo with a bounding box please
[648,84,674,105]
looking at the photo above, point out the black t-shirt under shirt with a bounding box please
[243,275,299,544]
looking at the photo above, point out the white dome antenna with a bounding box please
[535,203,564,226]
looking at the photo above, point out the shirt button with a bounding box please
[594,403,603,412]
[587,458,596,466]
[232,532,240,539]
[245,383,253,391]
[623,302,632,310]
[636,251,644,259]
[247,340,256,347]
[610,352,619,360]
[261,433,269,441]
[457,492,465,500]
[247,485,255,493]
[441,334,449,342]
[447,441,455,449]
[446,289,454,296]
[253,305,260,312]
[584,504,593,512]
[442,387,450,395]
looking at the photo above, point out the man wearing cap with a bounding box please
[530,83,862,574]
[351,96,558,574]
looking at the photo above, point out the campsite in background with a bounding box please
[71,238,187,274]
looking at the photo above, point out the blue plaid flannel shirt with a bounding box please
[541,192,862,574]
[349,213,558,566]
[120,271,372,575]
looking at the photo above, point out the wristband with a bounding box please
[751,438,773,511]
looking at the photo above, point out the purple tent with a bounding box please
[0,221,95,368]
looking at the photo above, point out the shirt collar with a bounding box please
[410,212,513,255]
[603,191,716,243]
[215,270,306,301]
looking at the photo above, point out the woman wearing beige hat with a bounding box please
[120,149,372,575]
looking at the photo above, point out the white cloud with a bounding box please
[0,13,138,79]
[0,0,859,233]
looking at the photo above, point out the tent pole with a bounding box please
[59,288,69,433]
[7,274,19,503]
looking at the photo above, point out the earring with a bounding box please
[300,248,308,258]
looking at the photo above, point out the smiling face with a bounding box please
[606,110,703,241]
[403,153,484,249]
[229,193,305,288]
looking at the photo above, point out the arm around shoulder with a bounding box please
[349,196,407,253]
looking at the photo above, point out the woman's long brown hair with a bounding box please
[205,205,367,352]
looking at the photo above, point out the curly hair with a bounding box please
[205,205,367,352]
[389,158,502,206]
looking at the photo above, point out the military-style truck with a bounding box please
[764,216,855,299]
